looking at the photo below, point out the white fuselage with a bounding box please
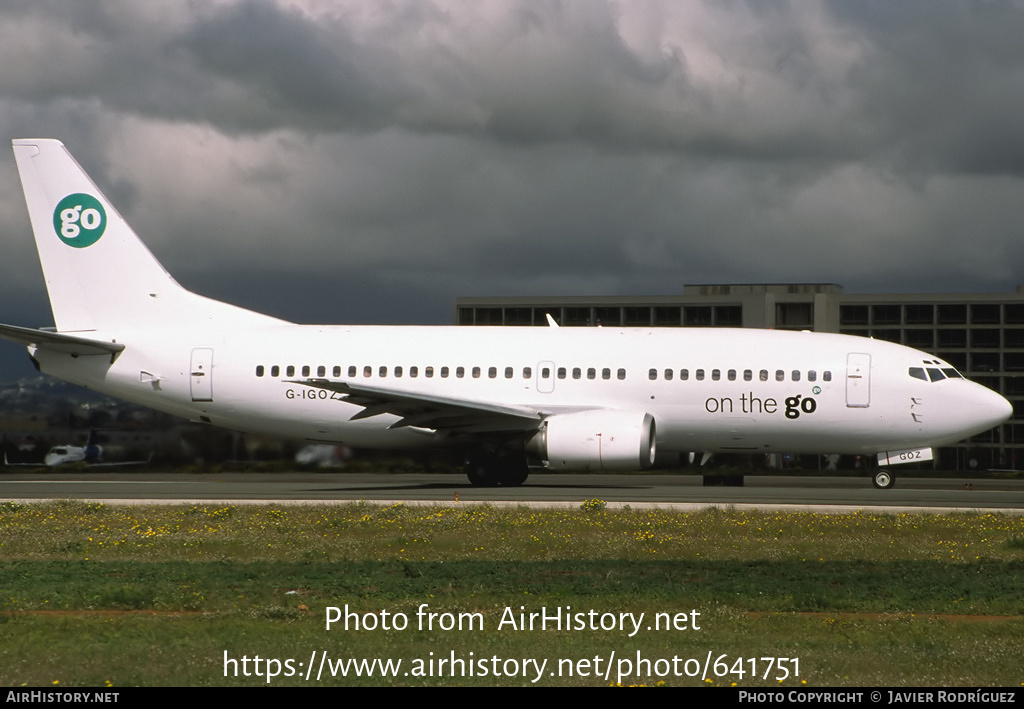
[33,324,1011,458]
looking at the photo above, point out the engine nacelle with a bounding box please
[527,410,656,471]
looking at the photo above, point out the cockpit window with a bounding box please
[910,365,965,382]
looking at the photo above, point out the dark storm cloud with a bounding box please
[171,2,409,132]
[165,0,699,146]
[830,0,1024,176]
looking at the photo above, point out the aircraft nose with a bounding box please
[964,383,1012,433]
[986,388,1013,427]
[931,381,1012,445]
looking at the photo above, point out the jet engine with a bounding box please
[527,410,656,471]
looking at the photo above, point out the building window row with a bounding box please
[841,303,1024,327]
[458,305,743,327]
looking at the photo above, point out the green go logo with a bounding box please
[53,193,106,248]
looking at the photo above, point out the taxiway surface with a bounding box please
[1,471,1023,513]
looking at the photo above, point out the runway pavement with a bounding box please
[2,471,1023,514]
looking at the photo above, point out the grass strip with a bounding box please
[0,501,1020,686]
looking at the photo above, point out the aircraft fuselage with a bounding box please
[33,324,1008,458]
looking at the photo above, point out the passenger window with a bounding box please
[602,368,611,380]
[456,367,465,378]
[287,366,295,377]
[664,369,673,381]
[523,367,532,378]
[776,370,784,382]
[348,365,357,377]
[425,366,434,378]
[760,370,768,382]
[680,369,689,381]
[379,366,387,377]
[317,366,326,377]
[727,369,736,381]
[617,368,626,380]
[823,371,832,382]
[792,370,801,382]
[472,367,481,378]
[649,369,658,381]
[488,366,497,378]
[302,365,310,377]
[333,366,341,377]
[542,367,551,378]
[557,367,566,379]
[271,365,280,377]
[441,366,450,378]
[363,366,371,377]
[410,366,419,378]
[572,367,582,380]
[808,370,816,382]
[711,369,720,381]
[743,370,752,382]
[696,369,705,381]
[505,367,513,379]
[395,366,403,377]
[255,365,264,377]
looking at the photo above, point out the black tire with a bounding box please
[497,458,529,487]
[466,460,499,487]
[465,456,529,487]
[872,469,895,489]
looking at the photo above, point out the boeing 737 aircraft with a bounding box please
[0,140,1012,488]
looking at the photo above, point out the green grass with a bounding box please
[0,501,1021,686]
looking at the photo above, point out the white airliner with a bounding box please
[0,139,1012,488]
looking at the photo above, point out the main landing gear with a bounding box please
[464,454,530,487]
[872,468,895,489]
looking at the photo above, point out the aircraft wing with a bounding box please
[0,323,124,357]
[84,453,154,468]
[3,453,153,468]
[288,379,547,433]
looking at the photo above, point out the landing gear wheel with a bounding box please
[872,468,895,489]
[466,460,499,487]
[465,456,530,487]
[497,459,529,487]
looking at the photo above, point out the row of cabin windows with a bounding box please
[253,364,628,380]
[649,368,833,383]
[254,364,832,384]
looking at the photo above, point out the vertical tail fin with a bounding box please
[12,139,284,332]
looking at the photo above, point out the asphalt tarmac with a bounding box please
[1,471,1023,513]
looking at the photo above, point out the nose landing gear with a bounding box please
[872,468,895,489]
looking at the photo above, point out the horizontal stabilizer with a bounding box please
[0,323,124,357]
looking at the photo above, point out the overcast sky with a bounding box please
[2,0,1024,380]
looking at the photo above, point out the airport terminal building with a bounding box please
[455,284,1024,471]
